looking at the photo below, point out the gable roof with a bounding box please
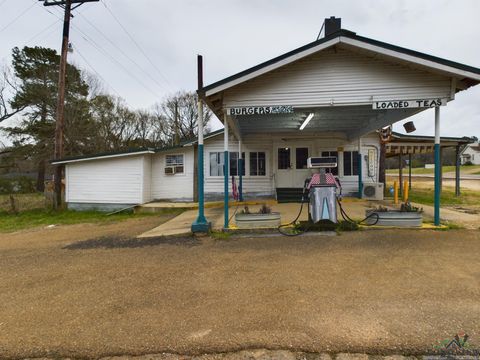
[460,143,480,155]
[202,29,480,97]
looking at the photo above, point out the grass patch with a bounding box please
[386,165,480,175]
[210,230,232,240]
[0,208,180,233]
[407,187,480,207]
[0,193,45,212]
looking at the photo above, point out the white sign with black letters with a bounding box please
[227,106,294,116]
[373,98,447,110]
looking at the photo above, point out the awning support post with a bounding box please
[434,106,441,226]
[191,55,211,233]
[399,153,403,197]
[408,153,412,190]
[358,137,362,199]
[238,139,243,201]
[455,145,461,197]
[224,116,229,229]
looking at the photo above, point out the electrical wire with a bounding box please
[72,45,121,97]
[76,12,169,93]
[36,2,162,100]
[23,19,60,46]
[101,0,173,90]
[73,28,161,99]
[0,1,37,33]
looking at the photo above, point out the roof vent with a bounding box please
[324,17,341,37]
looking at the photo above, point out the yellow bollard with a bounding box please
[403,180,409,202]
[394,181,398,204]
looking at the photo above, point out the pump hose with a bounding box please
[277,193,311,237]
[336,198,380,226]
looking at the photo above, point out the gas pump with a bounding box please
[305,156,340,224]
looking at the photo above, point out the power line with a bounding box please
[0,2,37,33]
[72,45,121,97]
[77,12,169,93]
[38,3,162,100]
[23,19,60,46]
[73,26,161,99]
[101,0,173,90]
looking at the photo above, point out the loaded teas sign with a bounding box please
[227,106,294,116]
[373,98,447,110]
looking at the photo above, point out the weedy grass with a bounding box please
[0,208,181,233]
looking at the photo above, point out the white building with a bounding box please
[52,18,480,213]
[460,143,480,165]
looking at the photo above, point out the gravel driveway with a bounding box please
[0,225,479,358]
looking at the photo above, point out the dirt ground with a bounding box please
[0,221,479,358]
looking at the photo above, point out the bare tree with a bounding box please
[0,64,25,123]
[153,91,212,145]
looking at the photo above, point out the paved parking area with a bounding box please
[0,227,479,358]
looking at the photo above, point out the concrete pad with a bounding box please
[138,207,224,238]
[138,199,384,238]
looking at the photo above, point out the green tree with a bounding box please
[2,46,93,191]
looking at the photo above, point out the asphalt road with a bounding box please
[0,223,479,358]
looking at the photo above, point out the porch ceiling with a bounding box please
[232,105,422,140]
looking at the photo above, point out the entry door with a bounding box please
[276,146,310,188]
[276,147,293,187]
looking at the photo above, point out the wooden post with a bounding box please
[403,180,409,202]
[408,153,412,190]
[53,0,72,209]
[398,153,403,197]
[455,145,461,196]
[394,181,399,205]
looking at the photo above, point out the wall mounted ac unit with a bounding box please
[362,183,384,200]
[164,166,176,175]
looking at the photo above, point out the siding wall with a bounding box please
[223,46,452,108]
[142,156,152,203]
[66,155,145,204]
[203,136,274,200]
[151,148,195,201]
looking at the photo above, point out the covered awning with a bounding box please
[193,17,480,230]
[385,132,474,197]
[385,132,473,157]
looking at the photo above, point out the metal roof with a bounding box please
[50,130,226,165]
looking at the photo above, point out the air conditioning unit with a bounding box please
[164,166,176,175]
[362,183,384,200]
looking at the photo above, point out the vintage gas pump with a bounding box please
[305,156,340,224]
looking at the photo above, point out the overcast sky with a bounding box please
[1,0,479,141]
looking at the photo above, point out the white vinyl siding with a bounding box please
[204,136,273,198]
[223,46,452,108]
[151,150,194,201]
[66,155,144,204]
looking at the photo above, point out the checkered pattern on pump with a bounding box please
[307,172,339,189]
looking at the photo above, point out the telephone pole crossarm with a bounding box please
[39,0,99,6]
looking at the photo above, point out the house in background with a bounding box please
[460,142,480,165]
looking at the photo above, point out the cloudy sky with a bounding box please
[1,0,479,139]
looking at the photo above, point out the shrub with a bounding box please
[0,176,36,194]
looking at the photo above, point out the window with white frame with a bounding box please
[165,154,184,174]
[250,151,266,176]
[209,152,245,176]
[343,151,359,176]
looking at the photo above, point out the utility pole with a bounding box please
[39,0,99,209]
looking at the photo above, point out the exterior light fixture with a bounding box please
[299,113,314,130]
